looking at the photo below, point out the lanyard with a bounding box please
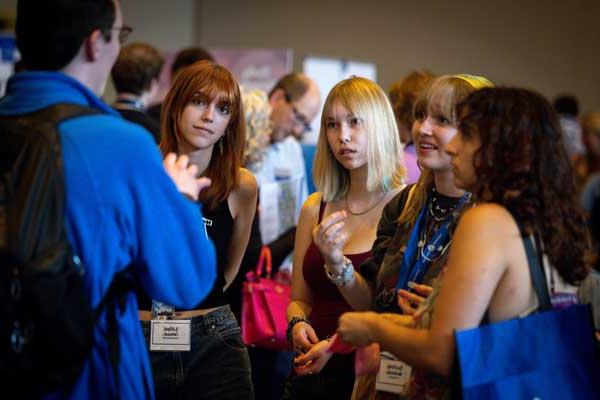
[395,192,470,291]
[114,98,145,110]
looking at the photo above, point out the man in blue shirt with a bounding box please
[1,0,216,398]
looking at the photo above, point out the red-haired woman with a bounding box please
[139,60,257,399]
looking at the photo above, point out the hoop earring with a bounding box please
[417,159,424,171]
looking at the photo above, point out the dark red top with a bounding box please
[302,201,372,340]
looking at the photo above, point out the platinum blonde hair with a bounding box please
[314,76,406,201]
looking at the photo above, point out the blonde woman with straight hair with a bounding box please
[283,77,405,399]
[329,74,493,400]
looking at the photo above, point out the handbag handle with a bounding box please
[255,245,273,278]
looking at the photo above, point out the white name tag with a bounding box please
[375,351,412,394]
[149,319,191,352]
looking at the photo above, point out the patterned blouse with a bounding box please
[359,184,473,400]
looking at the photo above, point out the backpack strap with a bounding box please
[2,103,100,129]
[2,103,125,394]
[94,268,133,392]
[523,235,552,311]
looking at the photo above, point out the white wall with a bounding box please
[195,0,600,113]
[120,0,197,51]
[1,0,599,112]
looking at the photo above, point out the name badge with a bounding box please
[375,351,412,394]
[149,319,191,352]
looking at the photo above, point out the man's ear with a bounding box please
[269,88,286,105]
[84,30,103,62]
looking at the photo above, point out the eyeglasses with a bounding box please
[284,93,312,133]
[110,25,133,44]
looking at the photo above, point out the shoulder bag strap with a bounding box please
[523,235,552,311]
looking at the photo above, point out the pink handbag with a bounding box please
[241,246,291,350]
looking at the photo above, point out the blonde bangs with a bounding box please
[315,77,405,201]
[425,76,488,125]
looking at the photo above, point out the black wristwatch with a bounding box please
[286,316,310,347]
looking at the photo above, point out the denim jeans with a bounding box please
[142,305,254,400]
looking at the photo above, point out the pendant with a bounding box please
[417,240,424,248]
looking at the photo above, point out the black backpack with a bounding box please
[0,104,130,397]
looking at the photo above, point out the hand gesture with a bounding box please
[337,311,378,347]
[163,153,211,201]
[292,321,319,353]
[397,282,433,315]
[312,210,349,272]
[293,339,333,375]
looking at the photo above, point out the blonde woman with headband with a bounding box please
[284,76,405,399]
[324,75,492,399]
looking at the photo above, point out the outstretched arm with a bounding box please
[338,205,513,376]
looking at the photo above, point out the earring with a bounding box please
[219,137,224,155]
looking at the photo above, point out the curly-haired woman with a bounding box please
[337,87,592,399]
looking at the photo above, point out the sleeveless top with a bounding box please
[136,199,234,311]
[301,200,372,375]
[303,201,372,339]
[196,198,234,309]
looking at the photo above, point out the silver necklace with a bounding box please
[429,187,460,222]
[345,192,387,216]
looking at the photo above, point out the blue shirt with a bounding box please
[0,72,216,399]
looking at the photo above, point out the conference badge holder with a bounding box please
[149,300,191,352]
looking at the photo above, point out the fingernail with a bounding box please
[407,281,417,289]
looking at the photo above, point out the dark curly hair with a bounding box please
[457,87,590,284]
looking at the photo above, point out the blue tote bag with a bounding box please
[454,236,600,400]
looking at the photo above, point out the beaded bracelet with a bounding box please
[286,316,310,347]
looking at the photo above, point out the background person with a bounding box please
[388,70,436,184]
[111,41,163,142]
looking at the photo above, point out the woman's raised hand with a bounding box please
[312,210,349,272]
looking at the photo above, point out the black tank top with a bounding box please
[135,199,234,310]
[196,199,234,308]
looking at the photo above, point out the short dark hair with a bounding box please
[170,47,214,77]
[269,73,310,102]
[16,0,116,71]
[112,42,164,95]
[553,94,579,117]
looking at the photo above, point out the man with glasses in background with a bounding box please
[246,73,320,400]
[0,1,216,398]
[254,73,321,271]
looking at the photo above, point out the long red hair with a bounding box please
[160,60,245,210]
